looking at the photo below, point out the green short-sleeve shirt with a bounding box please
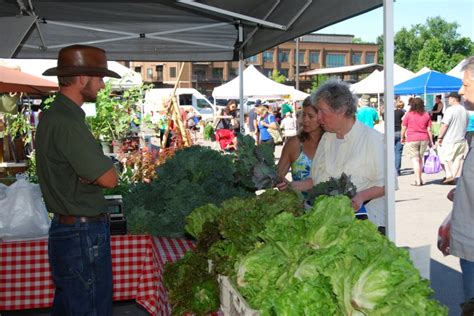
[36,93,114,216]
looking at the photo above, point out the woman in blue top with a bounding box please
[276,97,323,193]
[257,104,277,150]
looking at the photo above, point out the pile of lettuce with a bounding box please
[171,191,447,315]
[234,195,447,315]
[163,190,303,315]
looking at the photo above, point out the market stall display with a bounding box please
[123,136,278,238]
[163,187,447,315]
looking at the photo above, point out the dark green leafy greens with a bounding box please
[306,172,357,205]
[163,251,219,316]
[234,134,278,190]
[123,145,251,237]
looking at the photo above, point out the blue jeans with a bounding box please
[48,216,112,316]
[461,258,474,301]
[394,132,403,175]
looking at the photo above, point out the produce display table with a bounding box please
[0,235,195,315]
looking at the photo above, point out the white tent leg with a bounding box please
[239,49,245,134]
[383,0,396,242]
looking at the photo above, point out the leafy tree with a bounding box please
[271,69,286,83]
[376,35,384,65]
[377,16,473,72]
[311,74,329,92]
[352,37,375,44]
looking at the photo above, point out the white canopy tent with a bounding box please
[212,65,308,100]
[0,59,142,90]
[350,64,415,94]
[416,66,431,75]
[447,58,466,79]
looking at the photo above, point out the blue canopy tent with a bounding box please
[394,70,462,95]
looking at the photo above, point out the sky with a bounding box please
[316,0,474,43]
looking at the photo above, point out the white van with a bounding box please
[144,88,215,120]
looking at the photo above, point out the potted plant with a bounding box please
[86,82,152,153]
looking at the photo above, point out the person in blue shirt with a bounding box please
[256,104,277,150]
[356,94,379,128]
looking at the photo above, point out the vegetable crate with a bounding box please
[218,276,259,316]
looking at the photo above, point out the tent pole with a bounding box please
[295,37,300,91]
[383,0,396,242]
[239,49,245,134]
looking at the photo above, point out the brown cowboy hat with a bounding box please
[43,45,120,78]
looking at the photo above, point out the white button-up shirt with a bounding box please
[311,120,387,227]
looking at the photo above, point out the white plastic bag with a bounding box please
[0,177,51,241]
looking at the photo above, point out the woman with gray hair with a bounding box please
[310,80,387,233]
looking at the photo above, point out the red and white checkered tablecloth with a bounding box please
[0,235,195,316]
[153,237,196,315]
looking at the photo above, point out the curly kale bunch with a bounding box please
[123,145,252,237]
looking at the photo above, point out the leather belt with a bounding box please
[54,213,109,225]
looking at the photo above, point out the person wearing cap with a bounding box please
[36,45,119,316]
[436,92,469,185]
[448,56,474,314]
[356,94,379,128]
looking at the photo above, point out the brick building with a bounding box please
[127,33,378,96]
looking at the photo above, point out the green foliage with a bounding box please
[86,82,152,141]
[376,34,384,65]
[3,108,32,145]
[26,150,38,183]
[163,251,219,316]
[306,172,357,206]
[311,74,329,92]
[383,16,473,72]
[271,69,286,83]
[233,195,447,315]
[203,123,214,141]
[41,94,56,111]
[206,190,303,276]
[185,203,221,239]
[234,134,278,190]
[123,145,251,238]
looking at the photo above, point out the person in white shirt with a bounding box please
[436,92,469,184]
[280,111,297,141]
[310,80,387,232]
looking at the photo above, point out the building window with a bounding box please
[352,53,362,65]
[325,53,346,68]
[193,68,206,81]
[170,67,177,78]
[295,51,305,65]
[309,51,319,64]
[212,68,223,79]
[263,51,274,63]
[229,68,239,79]
[146,68,153,79]
[279,68,289,78]
[278,50,290,63]
[134,66,142,73]
[366,52,376,64]
[247,55,258,63]
[156,65,163,82]
[263,68,273,78]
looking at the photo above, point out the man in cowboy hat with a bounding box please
[36,45,119,316]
